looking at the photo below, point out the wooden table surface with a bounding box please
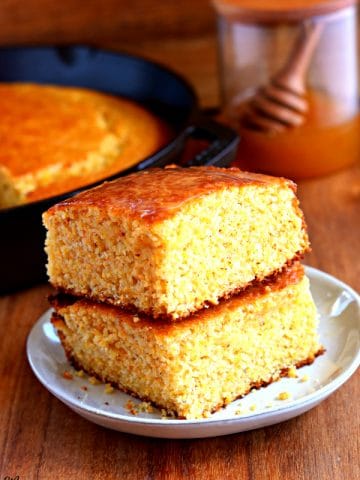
[0,3,360,479]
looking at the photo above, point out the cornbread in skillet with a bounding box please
[43,165,310,320]
[0,83,167,208]
[51,262,322,419]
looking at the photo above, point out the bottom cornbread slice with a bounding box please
[51,262,323,419]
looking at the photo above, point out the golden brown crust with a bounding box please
[46,165,297,223]
[50,260,305,330]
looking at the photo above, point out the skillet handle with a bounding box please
[182,116,239,167]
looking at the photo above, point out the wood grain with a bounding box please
[0,0,215,44]
[0,2,359,479]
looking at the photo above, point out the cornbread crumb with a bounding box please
[74,369,85,377]
[250,404,257,412]
[138,401,154,413]
[277,391,291,401]
[125,400,138,416]
[235,408,246,415]
[105,383,114,394]
[287,366,298,378]
[62,370,73,380]
[300,374,309,383]
[160,409,168,419]
[88,376,100,385]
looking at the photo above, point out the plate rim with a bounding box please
[26,265,360,428]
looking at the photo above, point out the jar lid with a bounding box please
[213,0,357,22]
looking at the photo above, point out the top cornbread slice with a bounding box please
[43,166,310,319]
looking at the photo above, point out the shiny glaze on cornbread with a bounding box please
[48,166,297,223]
[50,261,304,334]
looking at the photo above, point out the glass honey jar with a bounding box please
[213,0,360,179]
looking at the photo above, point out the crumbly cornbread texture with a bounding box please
[51,263,322,419]
[0,83,167,208]
[44,166,309,320]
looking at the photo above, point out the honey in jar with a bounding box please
[213,0,360,179]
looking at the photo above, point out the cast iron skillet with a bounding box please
[0,46,239,293]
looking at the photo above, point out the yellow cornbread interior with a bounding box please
[44,182,309,319]
[52,273,320,419]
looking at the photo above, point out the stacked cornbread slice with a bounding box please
[43,166,322,419]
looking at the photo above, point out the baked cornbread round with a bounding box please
[0,83,168,208]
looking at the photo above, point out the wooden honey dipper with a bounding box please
[241,21,324,134]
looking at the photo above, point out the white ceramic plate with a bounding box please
[27,266,360,439]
